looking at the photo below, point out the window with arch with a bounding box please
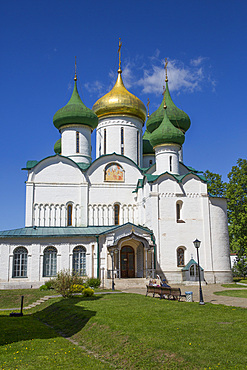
[149,159,153,166]
[73,246,86,276]
[43,247,57,277]
[67,204,72,226]
[190,264,199,277]
[169,156,172,172]
[137,131,139,166]
[13,247,28,278]
[121,127,124,155]
[104,129,106,154]
[176,201,184,223]
[177,247,185,267]
[114,204,120,225]
[76,131,80,153]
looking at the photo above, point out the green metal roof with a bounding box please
[149,107,185,147]
[54,138,61,154]
[182,258,204,271]
[22,154,91,172]
[132,178,144,193]
[0,223,153,239]
[145,171,207,184]
[146,81,191,134]
[53,80,98,130]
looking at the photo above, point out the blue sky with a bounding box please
[1,0,246,230]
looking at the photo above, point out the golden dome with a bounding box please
[92,69,147,123]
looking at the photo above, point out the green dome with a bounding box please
[143,130,154,155]
[146,81,191,133]
[149,107,185,148]
[53,80,98,130]
[54,138,61,154]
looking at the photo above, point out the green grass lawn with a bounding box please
[221,283,247,288]
[1,293,246,369]
[0,289,56,309]
[215,289,247,298]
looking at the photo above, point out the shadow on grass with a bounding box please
[0,296,101,346]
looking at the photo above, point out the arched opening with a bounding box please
[43,247,57,277]
[67,204,72,226]
[176,200,184,223]
[190,264,199,277]
[76,131,79,153]
[169,156,172,172]
[114,204,120,225]
[13,247,28,278]
[121,246,135,278]
[73,246,86,276]
[177,247,185,267]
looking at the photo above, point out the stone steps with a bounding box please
[107,278,149,290]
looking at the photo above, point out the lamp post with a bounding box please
[193,239,205,305]
[109,248,115,291]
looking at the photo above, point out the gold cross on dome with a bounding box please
[147,98,150,118]
[74,56,77,81]
[118,38,122,71]
[164,57,168,82]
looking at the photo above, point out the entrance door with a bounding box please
[121,246,135,278]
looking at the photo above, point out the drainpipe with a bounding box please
[96,235,100,279]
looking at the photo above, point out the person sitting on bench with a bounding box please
[161,279,170,288]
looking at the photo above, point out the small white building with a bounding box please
[0,61,232,289]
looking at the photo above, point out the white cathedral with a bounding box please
[0,54,232,289]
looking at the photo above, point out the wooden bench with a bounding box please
[146,285,186,301]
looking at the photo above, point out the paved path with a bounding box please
[122,283,247,308]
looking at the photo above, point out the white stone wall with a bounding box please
[209,197,232,282]
[142,173,231,284]
[25,157,88,227]
[96,116,143,166]
[0,237,97,288]
[154,144,181,175]
[61,124,92,164]
[143,154,155,169]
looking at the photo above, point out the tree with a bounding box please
[204,170,226,197]
[226,159,247,256]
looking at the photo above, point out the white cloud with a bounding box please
[137,58,209,95]
[84,80,104,97]
[83,53,215,99]
[190,56,206,66]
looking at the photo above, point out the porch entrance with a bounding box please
[121,246,135,278]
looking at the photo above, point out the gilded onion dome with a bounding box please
[149,106,185,148]
[53,79,98,130]
[146,81,191,134]
[143,130,154,155]
[92,69,147,123]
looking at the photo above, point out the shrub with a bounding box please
[82,287,94,297]
[53,269,83,298]
[71,284,84,293]
[45,280,54,289]
[85,278,101,289]
[39,284,48,291]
